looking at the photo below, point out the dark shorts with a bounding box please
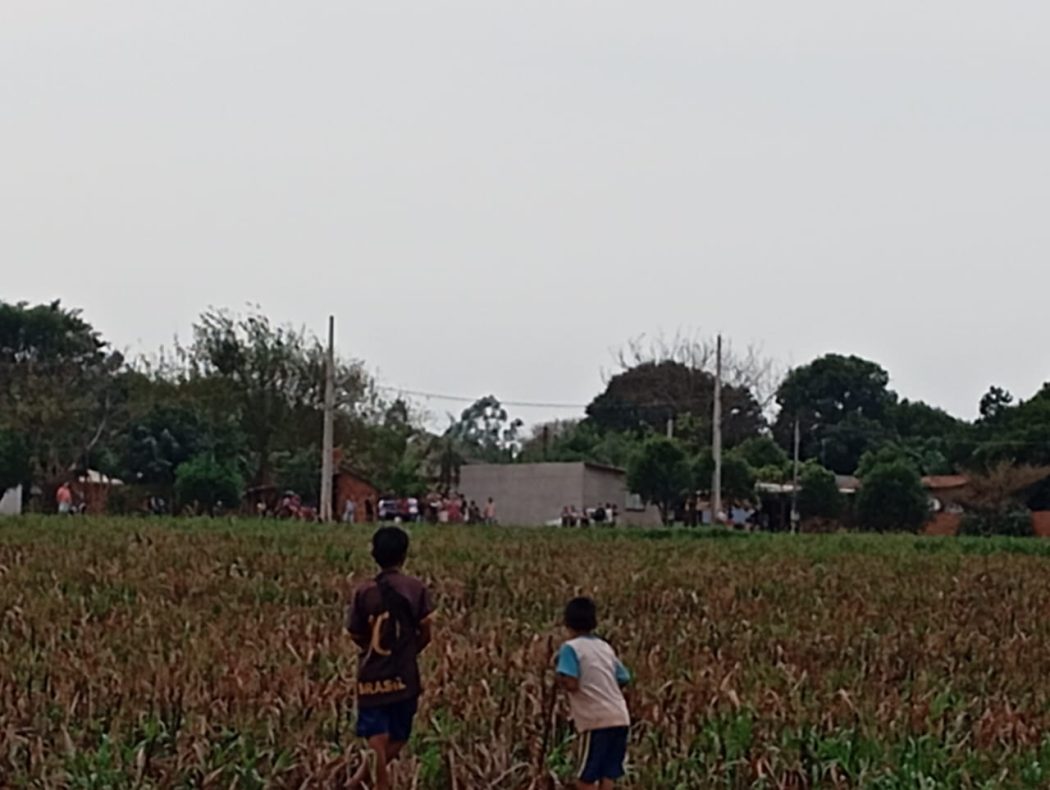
[578,726,629,783]
[355,697,418,743]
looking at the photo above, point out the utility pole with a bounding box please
[712,334,723,524]
[790,415,801,533]
[666,414,674,439]
[319,315,335,522]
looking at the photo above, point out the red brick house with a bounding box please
[334,468,379,523]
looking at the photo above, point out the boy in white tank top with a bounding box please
[555,597,631,789]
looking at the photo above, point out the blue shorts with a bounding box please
[578,726,629,783]
[355,697,418,743]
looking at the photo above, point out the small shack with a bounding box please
[333,468,379,523]
[458,462,662,526]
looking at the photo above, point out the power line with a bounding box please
[377,386,588,410]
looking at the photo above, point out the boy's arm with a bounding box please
[555,644,581,693]
[417,614,433,652]
[345,588,370,649]
[615,658,631,688]
[416,584,435,652]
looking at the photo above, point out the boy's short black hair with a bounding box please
[564,597,598,632]
[372,526,409,568]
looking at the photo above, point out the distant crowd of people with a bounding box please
[560,502,619,527]
[342,493,498,526]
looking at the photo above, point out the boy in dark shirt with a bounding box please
[345,527,434,789]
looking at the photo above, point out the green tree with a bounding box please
[446,395,524,462]
[856,461,928,533]
[798,464,844,521]
[893,399,965,441]
[517,420,641,469]
[732,436,788,470]
[627,437,692,525]
[694,450,756,502]
[0,301,125,500]
[588,360,764,446]
[855,444,921,479]
[174,454,244,515]
[969,384,1050,471]
[978,386,1014,422]
[274,447,322,504]
[121,401,246,486]
[0,429,29,493]
[774,354,897,474]
[186,308,369,485]
[956,462,1050,536]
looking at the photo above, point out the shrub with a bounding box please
[959,509,1033,538]
[627,437,692,525]
[0,429,29,493]
[798,464,844,521]
[174,454,244,514]
[857,461,928,533]
[732,437,789,470]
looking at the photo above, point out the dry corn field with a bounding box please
[3,519,1050,788]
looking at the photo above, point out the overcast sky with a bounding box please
[3,2,1048,425]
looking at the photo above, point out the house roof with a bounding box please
[77,469,124,486]
[922,475,969,491]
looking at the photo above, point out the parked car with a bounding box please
[377,496,400,521]
[378,495,421,523]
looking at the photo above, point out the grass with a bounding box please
[1,517,1049,787]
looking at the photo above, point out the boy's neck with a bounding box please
[568,629,594,639]
[379,564,402,574]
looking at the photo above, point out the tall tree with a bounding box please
[774,354,897,474]
[445,395,523,462]
[587,361,764,446]
[627,436,692,524]
[0,301,124,500]
[0,429,29,494]
[183,308,369,485]
[856,461,929,533]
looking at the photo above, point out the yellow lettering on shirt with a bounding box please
[357,678,408,696]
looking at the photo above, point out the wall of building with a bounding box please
[459,463,588,526]
[459,463,662,527]
[0,486,22,516]
[582,468,662,527]
[334,474,379,523]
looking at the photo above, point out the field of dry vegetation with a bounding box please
[2,519,1050,788]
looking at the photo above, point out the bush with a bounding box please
[695,451,756,502]
[174,454,244,514]
[0,429,29,493]
[627,437,692,525]
[798,464,844,520]
[959,509,1033,538]
[857,461,928,533]
[732,437,789,470]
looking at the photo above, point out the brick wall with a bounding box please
[334,474,378,523]
[924,513,962,537]
[1032,511,1050,538]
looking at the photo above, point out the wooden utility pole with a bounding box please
[791,415,801,533]
[319,316,335,522]
[712,334,723,524]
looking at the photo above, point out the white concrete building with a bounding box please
[458,462,662,526]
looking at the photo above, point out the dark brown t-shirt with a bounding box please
[346,570,433,707]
